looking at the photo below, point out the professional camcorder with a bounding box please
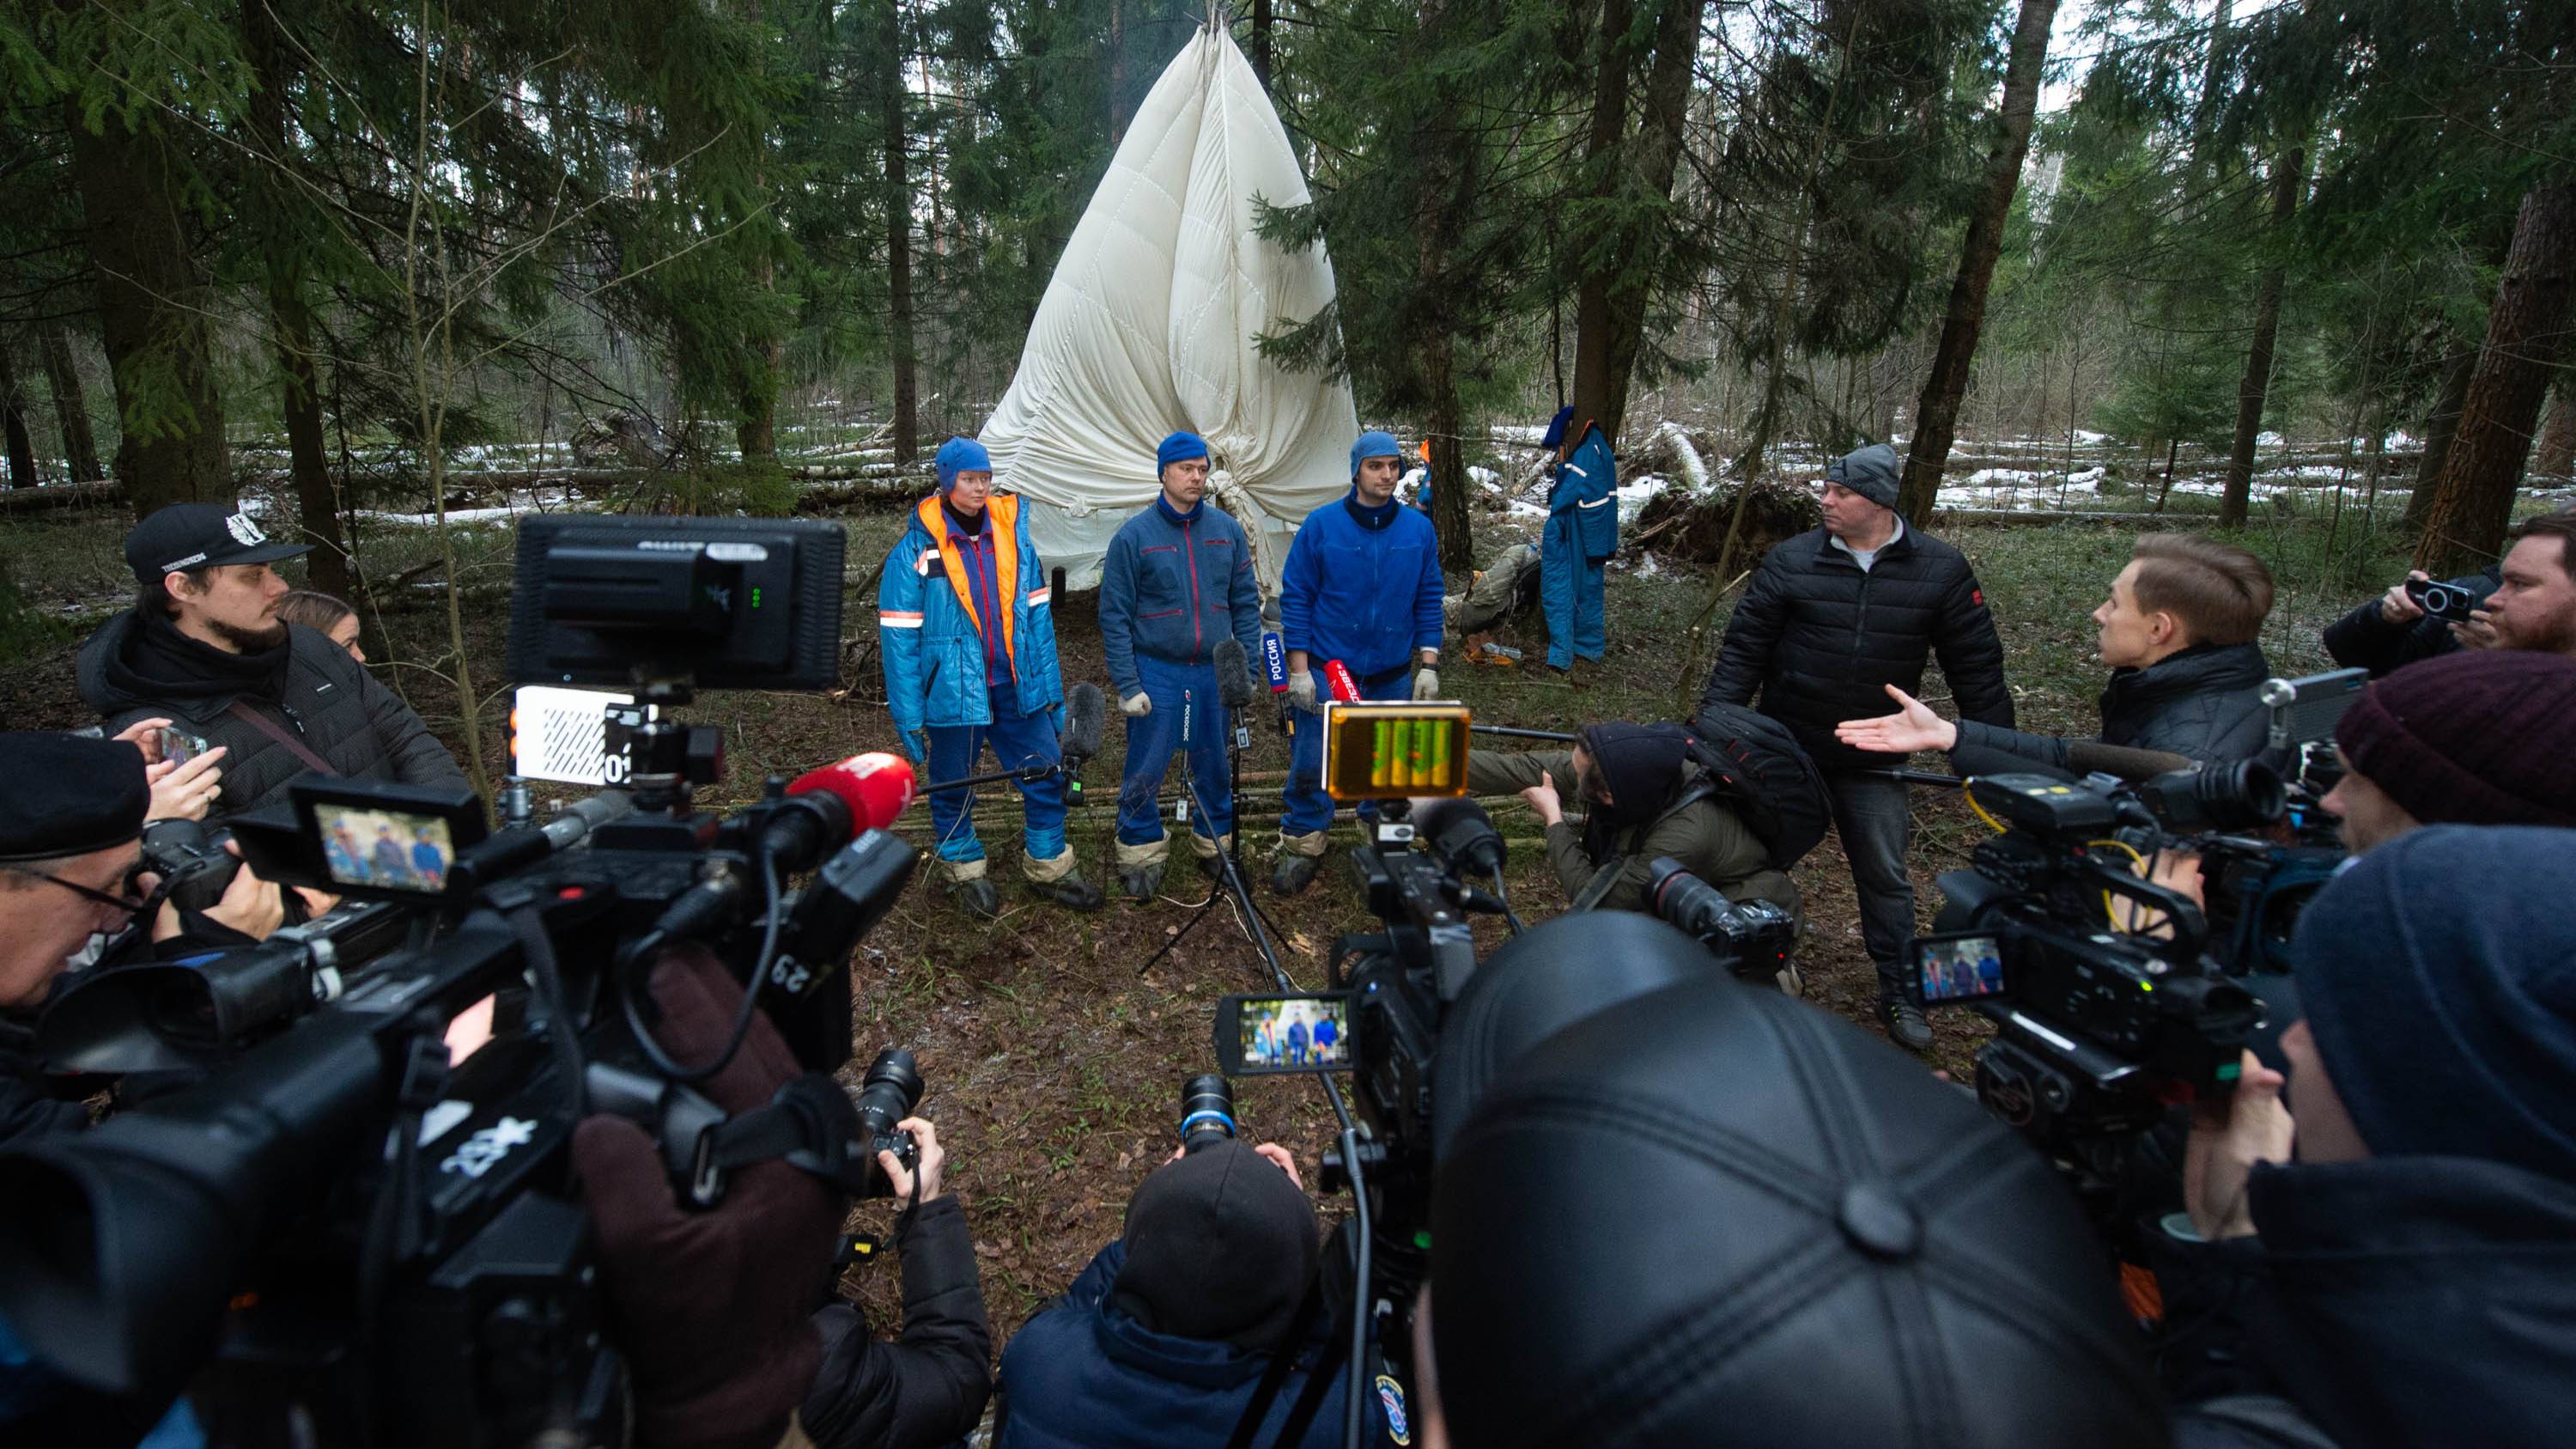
[0,516,927,1448]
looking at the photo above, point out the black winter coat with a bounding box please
[2166,1156,2576,1449]
[1951,642,2275,771]
[2319,566,2496,679]
[1699,525,2014,770]
[799,1193,994,1449]
[77,610,467,817]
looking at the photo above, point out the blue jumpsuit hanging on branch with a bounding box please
[1539,405,1617,671]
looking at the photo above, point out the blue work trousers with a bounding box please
[1115,655,1232,848]
[926,680,1067,865]
[1541,512,1607,669]
[1281,671,1413,837]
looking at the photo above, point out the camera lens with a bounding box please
[1647,857,1729,940]
[2140,761,2286,834]
[1178,1074,1236,1154]
[854,1047,924,1139]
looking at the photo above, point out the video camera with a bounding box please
[0,516,927,1447]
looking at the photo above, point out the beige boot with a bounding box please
[1270,829,1328,897]
[1115,835,1171,901]
[1023,846,1103,910]
[941,856,999,918]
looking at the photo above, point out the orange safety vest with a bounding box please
[914,492,1024,670]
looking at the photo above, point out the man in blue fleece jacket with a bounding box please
[1098,431,1263,899]
[1271,431,1445,896]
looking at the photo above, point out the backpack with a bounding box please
[1681,701,1832,871]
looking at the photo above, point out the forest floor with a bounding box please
[0,469,2380,1360]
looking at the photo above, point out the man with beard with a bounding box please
[78,504,466,816]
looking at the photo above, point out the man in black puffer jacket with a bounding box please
[1835,533,2276,773]
[76,504,467,817]
[1698,442,2011,1051]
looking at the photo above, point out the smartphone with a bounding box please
[158,726,212,768]
[1213,991,1355,1075]
[1911,931,2007,1007]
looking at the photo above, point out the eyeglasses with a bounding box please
[4,862,156,926]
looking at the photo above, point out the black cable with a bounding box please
[621,845,783,1083]
[1492,870,1526,936]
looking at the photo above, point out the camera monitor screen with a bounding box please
[506,514,847,691]
[290,780,488,901]
[1320,703,1472,801]
[1915,933,2006,1005]
[1215,993,1354,1075]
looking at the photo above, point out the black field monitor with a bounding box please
[507,515,847,691]
[1214,992,1356,1075]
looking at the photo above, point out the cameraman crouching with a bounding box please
[1464,721,1798,917]
[2156,826,2576,1447]
[991,1135,1400,1447]
[1837,533,2277,770]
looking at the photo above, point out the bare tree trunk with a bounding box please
[38,322,101,482]
[735,0,781,465]
[2415,180,2576,576]
[0,342,35,488]
[1895,0,2059,522]
[242,0,357,600]
[1570,0,1709,450]
[1109,0,1133,147]
[2534,375,2576,481]
[58,45,229,513]
[2221,148,2305,527]
[1416,0,1473,575]
[1249,0,1273,94]
[882,0,920,463]
[2405,345,2476,533]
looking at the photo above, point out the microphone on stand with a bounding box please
[1261,630,1291,734]
[1060,682,1106,807]
[1215,638,1255,751]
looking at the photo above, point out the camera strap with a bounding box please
[225,699,339,776]
[696,1073,872,1198]
[1224,1274,1337,1449]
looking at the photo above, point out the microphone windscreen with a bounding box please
[1415,795,1504,872]
[2063,740,2200,783]
[787,752,917,833]
[1062,683,1108,762]
[1214,638,1255,709]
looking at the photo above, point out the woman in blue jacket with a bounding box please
[878,438,1104,917]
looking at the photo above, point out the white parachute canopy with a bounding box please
[977,24,1359,593]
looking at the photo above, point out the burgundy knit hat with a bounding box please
[2334,650,2576,828]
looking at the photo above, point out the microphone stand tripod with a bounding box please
[1136,680,1291,977]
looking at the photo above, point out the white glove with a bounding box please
[1121,691,1152,717]
[1411,668,1441,702]
[1287,671,1318,713]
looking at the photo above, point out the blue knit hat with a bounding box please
[1351,430,1402,479]
[2290,825,2576,1184]
[935,437,991,495]
[1540,406,1576,452]
[1157,431,1209,472]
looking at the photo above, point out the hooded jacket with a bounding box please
[993,1240,1399,1449]
[1951,641,2275,770]
[2169,1156,2576,1449]
[1463,746,1797,916]
[1698,524,2013,771]
[76,609,467,817]
[797,1194,994,1449]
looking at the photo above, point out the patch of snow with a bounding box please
[1653,420,1710,494]
[2386,430,2419,449]
[2256,430,2287,447]
[1491,424,1548,444]
[1614,473,1671,525]
[2073,429,2108,446]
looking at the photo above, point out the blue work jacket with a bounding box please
[878,493,1065,732]
[1099,495,1262,699]
[1548,420,1619,561]
[1279,492,1445,685]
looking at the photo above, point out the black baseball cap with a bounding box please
[125,502,312,585]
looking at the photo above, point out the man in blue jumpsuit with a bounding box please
[1099,431,1263,900]
[1272,431,1446,896]
[1539,405,1617,674]
[879,437,1105,918]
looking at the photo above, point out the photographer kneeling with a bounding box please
[992,1133,1398,1447]
[1464,721,1799,919]
[1837,533,2275,770]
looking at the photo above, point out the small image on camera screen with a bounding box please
[314,804,456,892]
[1917,935,2005,1003]
[1236,995,1351,1070]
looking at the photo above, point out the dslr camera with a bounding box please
[0,516,929,1448]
